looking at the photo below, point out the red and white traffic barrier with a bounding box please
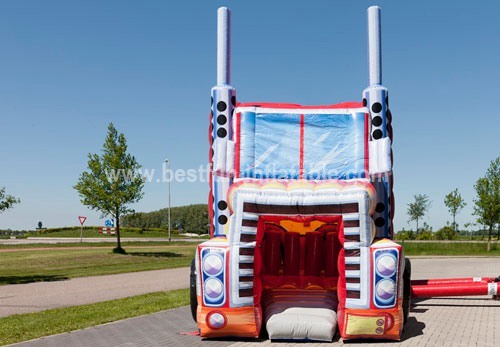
[98,227,116,235]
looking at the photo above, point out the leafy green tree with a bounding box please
[0,187,20,214]
[74,123,144,253]
[407,194,431,236]
[444,188,466,233]
[473,157,500,251]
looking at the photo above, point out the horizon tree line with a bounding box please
[406,157,499,249]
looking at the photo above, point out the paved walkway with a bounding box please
[0,267,189,317]
[5,258,500,346]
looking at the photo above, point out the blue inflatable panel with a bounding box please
[304,113,366,179]
[237,109,367,180]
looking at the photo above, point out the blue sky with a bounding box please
[0,0,496,231]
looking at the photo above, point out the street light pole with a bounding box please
[165,159,172,242]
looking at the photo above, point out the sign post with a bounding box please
[36,221,43,234]
[78,216,87,243]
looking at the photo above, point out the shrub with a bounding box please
[435,226,457,240]
[416,230,433,240]
[395,229,415,240]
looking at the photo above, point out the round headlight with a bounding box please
[203,254,223,276]
[204,278,223,299]
[376,279,395,301]
[206,311,227,329]
[376,254,396,277]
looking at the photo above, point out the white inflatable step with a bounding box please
[266,306,337,341]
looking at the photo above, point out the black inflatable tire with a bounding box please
[402,257,412,325]
[190,258,197,322]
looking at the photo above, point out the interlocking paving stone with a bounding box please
[8,257,500,347]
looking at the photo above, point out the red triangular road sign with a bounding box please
[78,216,87,225]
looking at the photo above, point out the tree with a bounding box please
[444,188,466,233]
[473,157,500,252]
[407,194,431,236]
[0,187,20,214]
[74,123,144,253]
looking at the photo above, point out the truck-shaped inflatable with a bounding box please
[190,6,499,342]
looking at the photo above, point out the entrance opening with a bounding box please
[254,215,343,341]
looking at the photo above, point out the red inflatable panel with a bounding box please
[284,232,300,276]
[325,232,341,277]
[304,232,323,276]
[264,230,283,276]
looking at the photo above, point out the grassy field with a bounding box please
[0,243,198,285]
[0,240,198,249]
[22,227,209,239]
[33,228,173,238]
[399,241,500,256]
[0,288,190,346]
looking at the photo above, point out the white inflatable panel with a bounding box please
[264,290,338,341]
[266,307,337,341]
[369,136,391,174]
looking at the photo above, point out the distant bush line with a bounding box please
[122,204,209,234]
[396,225,499,241]
[37,226,177,234]
[0,204,210,236]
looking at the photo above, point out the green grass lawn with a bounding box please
[0,288,190,346]
[399,241,500,256]
[33,228,172,238]
[23,227,208,239]
[0,243,198,285]
[0,240,198,249]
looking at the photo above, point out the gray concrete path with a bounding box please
[0,267,189,317]
[7,257,500,347]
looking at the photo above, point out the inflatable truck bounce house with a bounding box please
[192,6,408,342]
